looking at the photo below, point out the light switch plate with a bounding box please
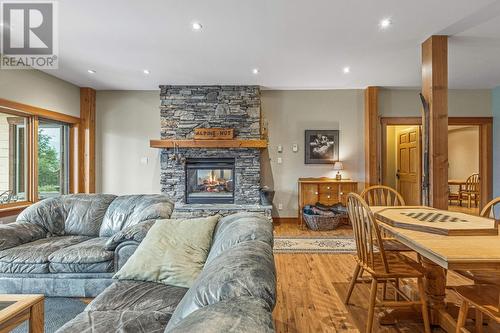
[277,145,283,153]
[292,144,299,152]
[140,157,149,165]
[277,157,283,164]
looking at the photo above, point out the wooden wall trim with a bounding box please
[364,86,379,186]
[479,122,493,208]
[0,98,80,124]
[79,88,96,193]
[422,35,448,210]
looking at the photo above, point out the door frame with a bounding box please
[380,117,493,209]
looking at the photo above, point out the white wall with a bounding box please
[448,126,479,181]
[0,70,80,117]
[261,90,365,217]
[379,88,492,117]
[96,91,161,195]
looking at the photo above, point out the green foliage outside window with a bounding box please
[38,130,60,193]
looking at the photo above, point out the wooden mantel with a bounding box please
[149,139,268,149]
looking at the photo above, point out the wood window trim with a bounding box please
[0,98,81,215]
[379,116,493,209]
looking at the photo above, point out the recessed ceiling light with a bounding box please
[192,22,202,31]
[143,69,150,75]
[252,68,259,75]
[379,18,392,29]
[87,69,96,74]
[343,67,350,74]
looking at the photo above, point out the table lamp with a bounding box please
[333,161,343,180]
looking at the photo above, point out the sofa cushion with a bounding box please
[114,216,219,288]
[166,240,276,328]
[105,220,156,251]
[87,281,188,314]
[206,212,273,264]
[0,222,47,251]
[0,236,90,274]
[99,195,174,237]
[165,297,275,333]
[16,197,66,236]
[56,310,169,333]
[48,238,114,273]
[62,194,117,236]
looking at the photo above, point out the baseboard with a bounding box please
[273,217,299,224]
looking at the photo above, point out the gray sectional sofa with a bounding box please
[0,194,174,297]
[56,212,276,333]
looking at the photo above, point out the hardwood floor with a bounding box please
[272,219,499,333]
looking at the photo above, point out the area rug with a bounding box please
[12,297,87,333]
[273,236,356,254]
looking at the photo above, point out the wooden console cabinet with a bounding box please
[298,178,358,227]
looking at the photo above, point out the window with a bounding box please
[0,111,28,204]
[0,100,81,210]
[38,120,70,199]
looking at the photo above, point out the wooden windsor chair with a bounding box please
[452,197,500,333]
[459,173,480,208]
[344,193,431,333]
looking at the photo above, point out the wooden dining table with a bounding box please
[371,206,500,333]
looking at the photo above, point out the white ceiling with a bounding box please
[40,0,500,90]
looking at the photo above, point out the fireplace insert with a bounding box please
[185,158,235,204]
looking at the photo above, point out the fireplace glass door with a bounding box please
[185,158,235,204]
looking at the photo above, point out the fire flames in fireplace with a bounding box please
[186,158,235,204]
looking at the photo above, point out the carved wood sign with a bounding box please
[194,128,234,140]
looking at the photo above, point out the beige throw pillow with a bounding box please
[114,215,220,288]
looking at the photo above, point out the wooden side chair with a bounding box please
[455,197,500,286]
[344,193,431,333]
[453,285,500,333]
[452,197,500,332]
[360,185,406,207]
[361,185,411,253]
[480,197,500,220]
[459,173,480,208]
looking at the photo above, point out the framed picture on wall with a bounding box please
[304,130,339,164]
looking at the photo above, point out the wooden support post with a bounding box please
[365,86,379,187]
[422,36,448,210]
[79,87,96,193]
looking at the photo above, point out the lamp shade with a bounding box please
[333,161,344,171]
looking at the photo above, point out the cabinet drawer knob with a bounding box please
[315,191,318,195]
[340,192,344,195]
[327,186,331,190]
[327,195,331,199]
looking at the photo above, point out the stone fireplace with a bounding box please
[158,85,270,219]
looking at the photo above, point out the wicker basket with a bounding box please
[303,213,347,231]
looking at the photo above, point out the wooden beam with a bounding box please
[422,35,448,210]
[479,122,493,208]
[150,139,268,149]
[364,86,379,186]
[79,88,96,193]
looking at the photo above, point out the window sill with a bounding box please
[0,202,32,218]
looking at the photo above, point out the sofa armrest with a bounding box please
[105,219,156,251]
[0,222,47,251]
[113,240,139,272]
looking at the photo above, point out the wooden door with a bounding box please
[397,127,421,205]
